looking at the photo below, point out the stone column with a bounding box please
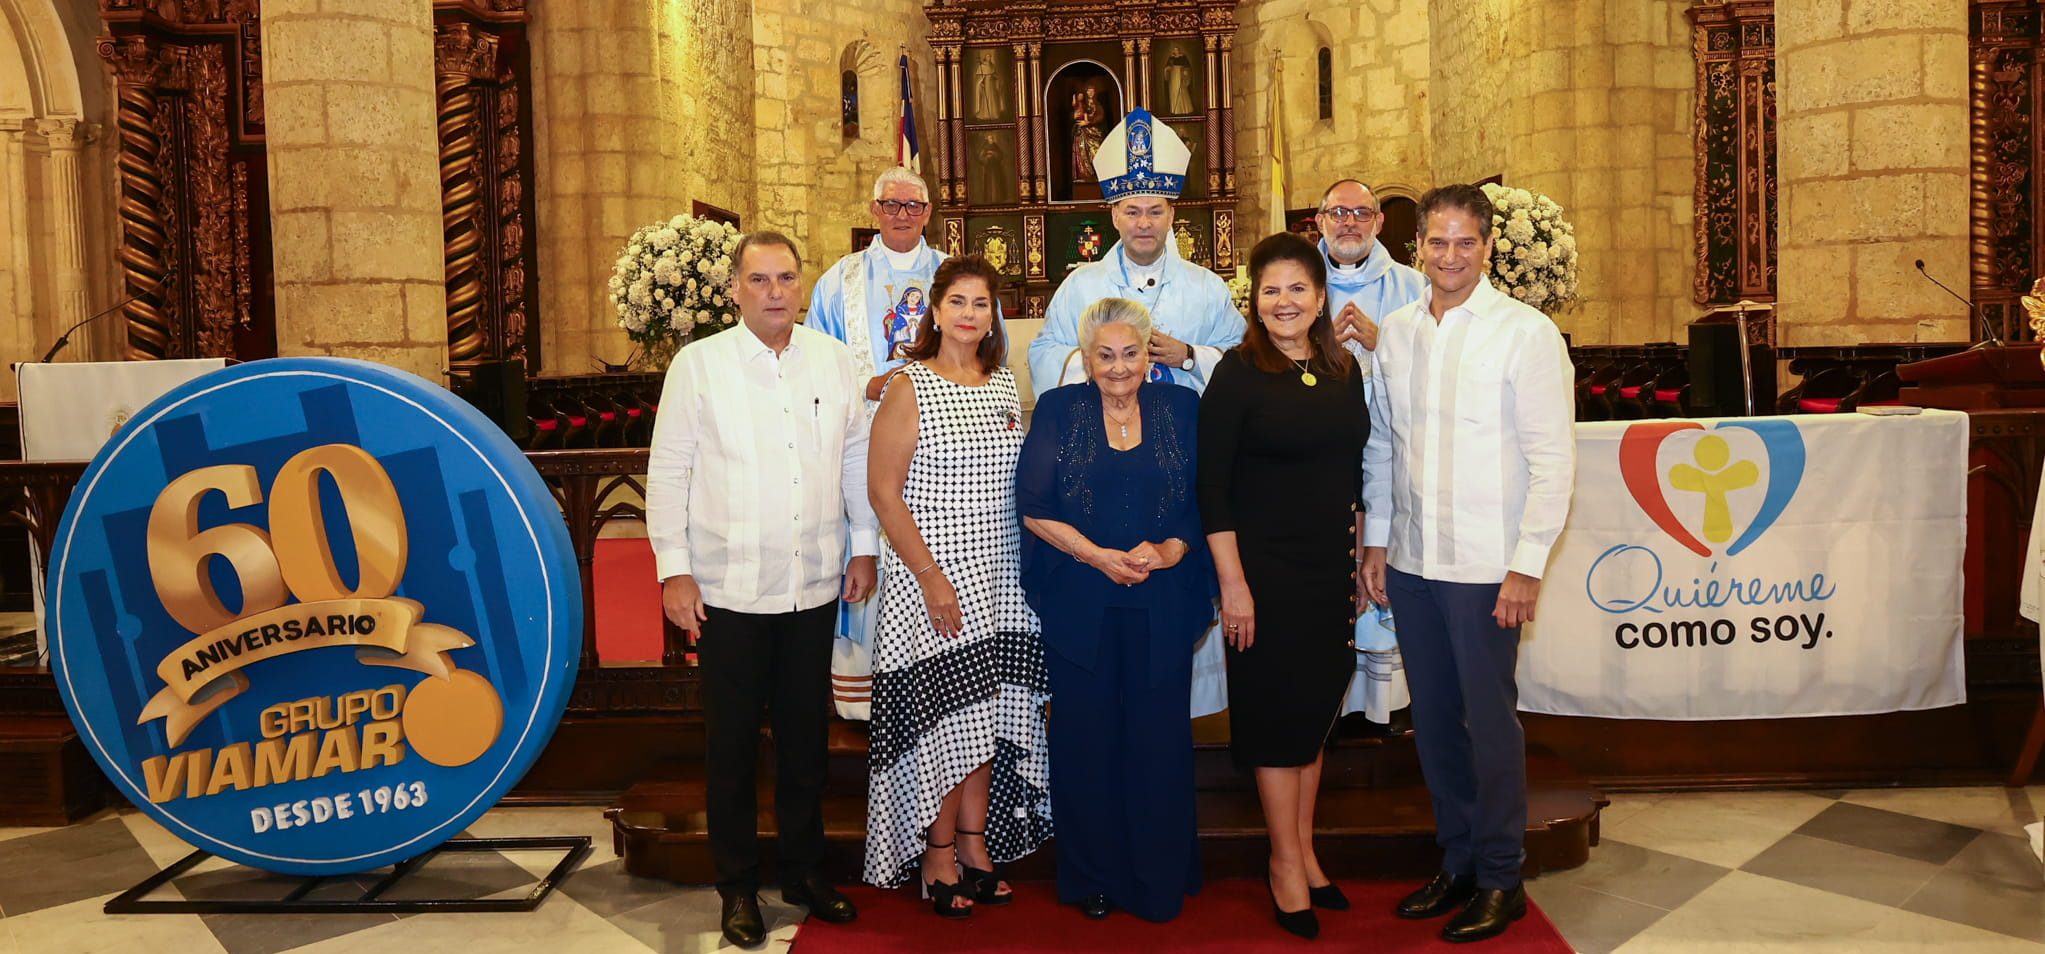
[25,118,93,360]
[261,0,448,382]
[1776,1,1970,345]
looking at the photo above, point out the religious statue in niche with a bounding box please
[1071,83,1107,182]
[1046,62,1122,202]
[972,51,1005,120]
[971,132,1016,205]
[1163,45,1195,115]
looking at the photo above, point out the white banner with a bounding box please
[1519,411,1969,720]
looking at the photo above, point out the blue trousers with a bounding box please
[1045,608,1201,921]
[1387,567,1527,890]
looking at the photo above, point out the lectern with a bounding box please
[1896,342,2045,410]
[1899,344,2045,784]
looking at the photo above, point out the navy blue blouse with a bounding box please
[1016,382,1218,683]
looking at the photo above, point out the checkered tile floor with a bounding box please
[1,788,2040,953]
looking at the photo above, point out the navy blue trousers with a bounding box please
[1044,608,1202,921]
[1387,567,1527,890]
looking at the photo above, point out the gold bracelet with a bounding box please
[913,561,939,576]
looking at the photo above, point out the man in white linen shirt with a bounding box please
[1359,184,1576,944]
[646,231,877,947]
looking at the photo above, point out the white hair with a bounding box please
[1077,297,1154,353]
[872,166,931,202]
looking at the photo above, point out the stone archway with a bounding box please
[0,0,99,382]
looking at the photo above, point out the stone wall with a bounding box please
[752,0,936,293]
[1233,0,1433,233]
[527,0,757,372]
[1418,0,1697,345]
[1774,0,1970,345]
[262,0,448,382]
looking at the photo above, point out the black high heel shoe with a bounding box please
[920,834,972,920]
[955,829,1013,906]
[1268,880,1320,940]
[1308,882,1351,911]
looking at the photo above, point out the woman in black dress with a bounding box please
[1199,232,1372,940]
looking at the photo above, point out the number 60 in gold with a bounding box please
[146,445,410,633]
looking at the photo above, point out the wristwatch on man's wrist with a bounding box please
[1179,351,1196,372]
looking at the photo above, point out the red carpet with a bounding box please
[790,881,1574,953]
[593,537,664,662]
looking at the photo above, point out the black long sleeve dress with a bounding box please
[1197,348,1369,769]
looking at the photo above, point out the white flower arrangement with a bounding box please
[1481,183,1579,316]
[1227,268,1253,317]
[608,214,741,361]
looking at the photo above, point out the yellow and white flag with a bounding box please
[1267,58,1289,236]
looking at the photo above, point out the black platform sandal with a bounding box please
[921,833,973,919]
[955,829,1013,905]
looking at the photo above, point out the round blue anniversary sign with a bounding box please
[46,358,581,875]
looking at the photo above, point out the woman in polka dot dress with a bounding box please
[863,256,1050,916]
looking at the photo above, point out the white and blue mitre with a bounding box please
[1095,108,1190,202]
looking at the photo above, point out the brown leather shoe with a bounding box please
[1442,884,1527,943]
[1396,872,1478,919]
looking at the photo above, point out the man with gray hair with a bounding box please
[808,166,948,403]
[805,167,948,721]
[1317,178,1426,733]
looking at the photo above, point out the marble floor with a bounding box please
[0,786,2039,953]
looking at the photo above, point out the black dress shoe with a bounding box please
[1396,872,1477,919]
[1442,884,1527,943]
[1268,881,1319,940]
[1080,894,1112,919]
[719,891,766,948]
[781,873,859,924]
[1308,882,1351,911]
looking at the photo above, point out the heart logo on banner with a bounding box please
[1617,418,1807,558]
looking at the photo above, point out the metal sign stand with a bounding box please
[103,835,591,915]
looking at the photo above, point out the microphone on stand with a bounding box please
[38,291,154,363]
[1913,259,2004,348]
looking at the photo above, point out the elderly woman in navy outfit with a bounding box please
[1016,296,1216,922]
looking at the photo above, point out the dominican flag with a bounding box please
[897,53,919,167]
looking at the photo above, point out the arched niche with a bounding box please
[1041,58,1123,203]
[0,0,106,386]
[1274,16,1336,134]
[840,39,878,143]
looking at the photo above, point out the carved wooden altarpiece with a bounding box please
[924,0,1240,319]
[95,1,543,370]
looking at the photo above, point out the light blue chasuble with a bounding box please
[1323,236,1426,362]
[807,237,947,378]
[1026,241,1245,401]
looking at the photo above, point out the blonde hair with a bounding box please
[1077,297,1154,353]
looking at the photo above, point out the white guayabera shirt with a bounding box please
[646,321,880,613]
[1362,275,1577,584]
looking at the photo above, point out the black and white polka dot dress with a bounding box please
[864,361,1051,888]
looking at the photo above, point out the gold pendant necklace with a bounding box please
[1292,357,1318,387]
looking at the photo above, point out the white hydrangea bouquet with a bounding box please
[608,214,741,369]
[1482,182,1579,316]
